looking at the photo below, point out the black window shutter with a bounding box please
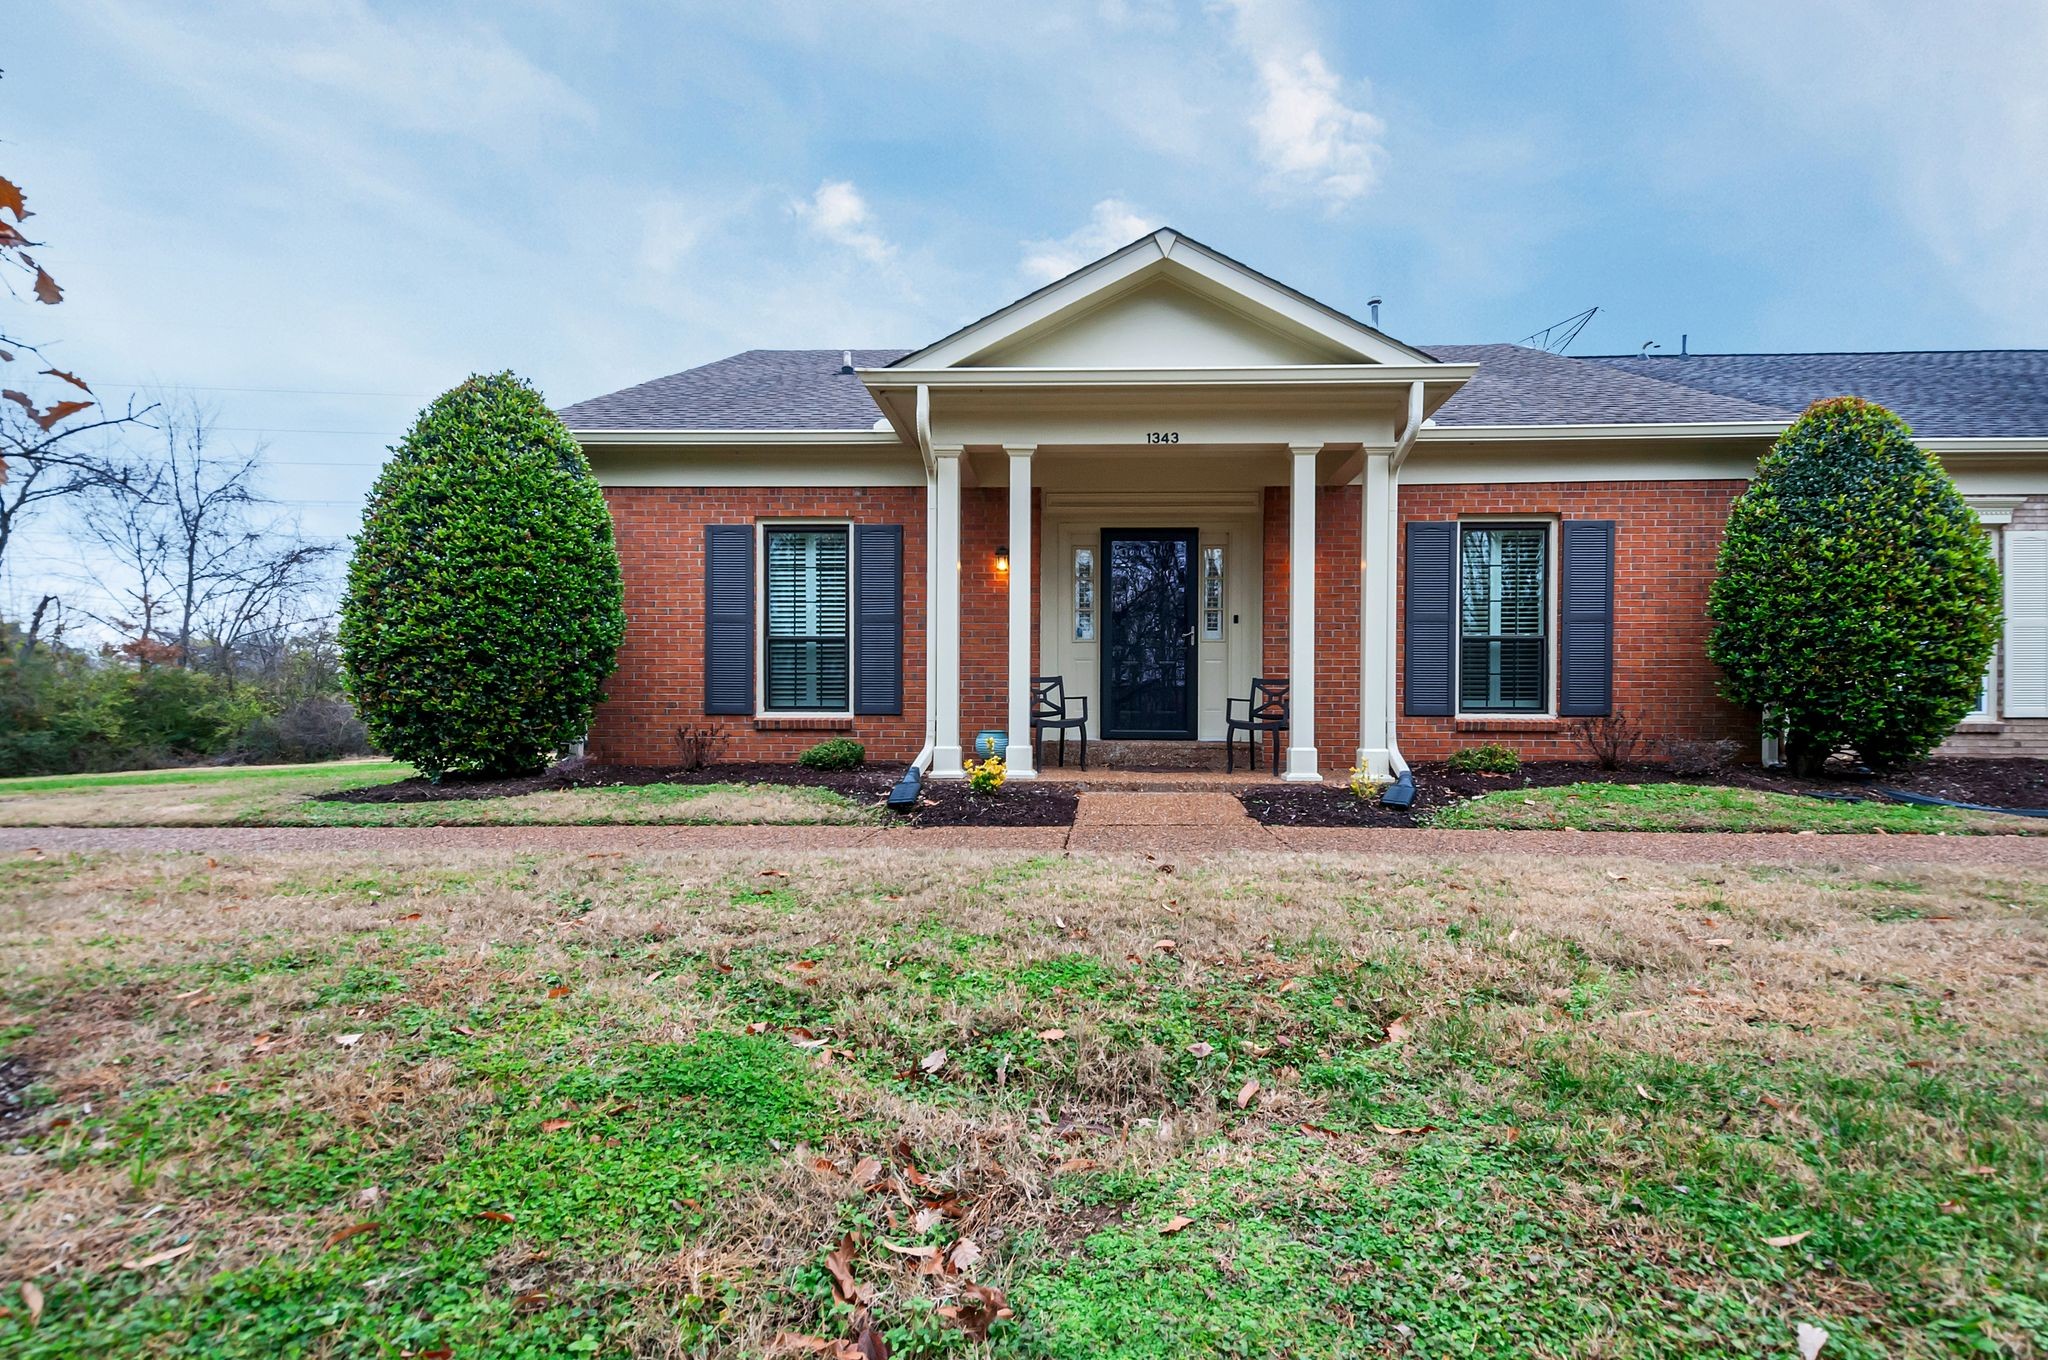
[853,524,904,715]
[1405,522,1457,715]
[1558,520,1616,716]
[704,524,754,715]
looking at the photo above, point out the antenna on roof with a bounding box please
[1518,305,1598,354]
[1367,296,1383,328]
[1639,340,1661,358]
[840,350,854,374]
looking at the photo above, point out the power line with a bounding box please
[94,382,433,399]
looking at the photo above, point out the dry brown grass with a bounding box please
[2,846,2044,1356]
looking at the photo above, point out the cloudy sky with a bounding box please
[6,0,2047,610]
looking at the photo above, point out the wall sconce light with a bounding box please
[994,545,1010,574]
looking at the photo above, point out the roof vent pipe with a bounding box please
[840,350,854,374]
[1367,296,1383,328]
[1680,333,1688,357]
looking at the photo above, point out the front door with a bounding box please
[1101,528,1198,739]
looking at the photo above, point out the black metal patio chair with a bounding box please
[1031,675,1089,770]
[1225,677,1289,776]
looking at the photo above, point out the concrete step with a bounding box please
[1082,739,1243,772]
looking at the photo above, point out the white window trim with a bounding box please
[755,518,856,718]
[1452,516,1560,720]
[1965,500,2022,721]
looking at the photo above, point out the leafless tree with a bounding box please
[80,400,333,670]
[0,399,148,579]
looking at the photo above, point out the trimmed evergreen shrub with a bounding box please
[1447,743,1520,774]
[798,738,866,771]
[340,373,625,778]
[1708,397,1999,775]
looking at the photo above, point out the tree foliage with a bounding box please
[1708,397,1999,774]
[340,372,624,778]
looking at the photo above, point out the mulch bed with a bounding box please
[317,759,1076,828]
[1240,757,2048,828]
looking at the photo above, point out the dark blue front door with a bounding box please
[1101,529,1198,740]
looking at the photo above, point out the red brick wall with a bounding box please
[956,487,1041,747]
[1260,483,1362,773]
[594,479,1755,771]
[590,486,927,765]
[1395,480,1756,762]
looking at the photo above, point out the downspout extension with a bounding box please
[1380,380,1425,805]
[892,385,937,811]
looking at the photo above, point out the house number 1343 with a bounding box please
[1146,431,1180,444]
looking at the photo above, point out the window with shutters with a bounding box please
[1457,523,1549,713]
[762,525,851,712]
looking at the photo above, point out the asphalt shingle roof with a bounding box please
[1422,344,1792,426]
[558,345,2048,438]
[1584,350,2048,438]
[557,349,910,430]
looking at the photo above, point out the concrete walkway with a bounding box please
[5,816,2048,865]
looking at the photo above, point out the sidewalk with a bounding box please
[6,821,2048,865]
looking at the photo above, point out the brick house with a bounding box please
[561,229,2048,780]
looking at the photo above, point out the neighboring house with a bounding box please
[561,229,2048,779]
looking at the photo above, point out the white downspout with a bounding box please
[911,383,937,774]
[1382,380,1426,780]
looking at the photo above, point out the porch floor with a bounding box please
[1032,766,1280,790]
[1026,738,1288,787]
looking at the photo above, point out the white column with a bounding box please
[1285,444,1322,781]
[1002,445,1037,777]
[931,448,966,779]
[1356,452,1395,780]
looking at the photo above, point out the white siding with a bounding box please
[2005,530,2048,717]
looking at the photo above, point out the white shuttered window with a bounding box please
[2004,530,2048,718]
[763,526,850,711]
[1459,524,1548,712]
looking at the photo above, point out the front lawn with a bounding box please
[2,848,2044,1356]
[0,761,877,828]
[1428,781,2035,834]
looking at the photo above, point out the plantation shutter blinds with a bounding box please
[764,526,851,711]
[1404,522,1457,715]
[703,525,754,715]
[1558,520,1617,716]
[2005,530,2048,717]
[1458,525,1548,712]
[852,524,905,715]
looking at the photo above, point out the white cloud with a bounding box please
[1019,198,1163,282]
[1685,1,2048,334]
[1223,0,1386,209]
[795,180,895,264]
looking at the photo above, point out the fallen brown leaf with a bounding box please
[325,1222,380,1247]
[539,1118,573,1134]
[476,1211,516,1224]
[1158,1215,1195,1235]
[918,1048,948,1075]
[1235,1078,1260,1109]
[20,1281,42,1327]
[1035,1028,1067,1042]
[1384,1015,1413,1044]
[825,1233,874,1307]
[121,1242,196,1271]
[1763,1231,1812,1248]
